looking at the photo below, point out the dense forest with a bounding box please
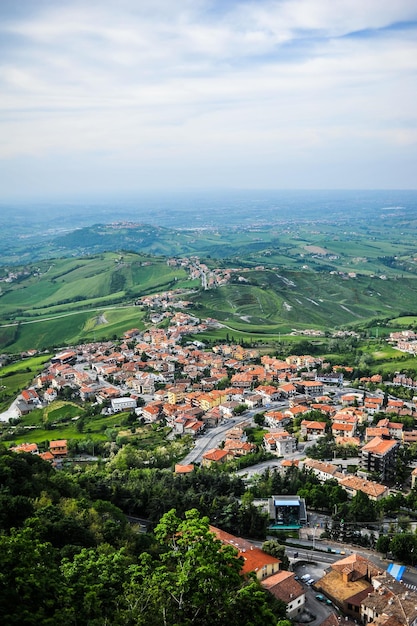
[3,443,417,623]
[0,447,286,625]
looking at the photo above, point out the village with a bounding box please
[6,306,417,504]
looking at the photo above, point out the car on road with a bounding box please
[315,594,325,602]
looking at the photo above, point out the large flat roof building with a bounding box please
[268,495,307,530]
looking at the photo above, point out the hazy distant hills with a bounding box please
[2,188,417,267]
[1,190,417,352]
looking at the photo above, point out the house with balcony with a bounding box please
[264,410,290,429]
[49,439,68,458]
[376,418,404,440]
[300,420,327,439]
[302,458,343,482]
[298,380,324,396]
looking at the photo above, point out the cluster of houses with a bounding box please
[9,311,417,625]
[166,255,265,290]
[10,311,417,491]
[388,330,417,356]
[315,552,417,626]
[209,521,417,626]
[11,439,68,467]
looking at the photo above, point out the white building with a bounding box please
[111,397,137,412]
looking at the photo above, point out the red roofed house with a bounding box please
[39,450,55,463]
[209,525,281,581]
[201,448,231,468]
[300,420,327,439]
[11,442,39,455]
[44,387,58,403]
[142,402,162,422]
[49,439,68,458]
[279,383,297,398]
[223,439,256,457]
[174,464,195,474]
[263,431,297,456]
[331,422,356,438]
[376,418,404,440]
[302,459,341,483]
[21,388,40,404]
[314,554,380,620]
[261,570,305,618]
[255,385,282,403]
[299,380,324,396]
[364,396,384,414]
[338,475,389,501]
[264,410,290,428]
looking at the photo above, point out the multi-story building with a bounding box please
[360,436,400,482]
[263,431,297,456]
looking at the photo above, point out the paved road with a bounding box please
[180,414,254,465]
[287,536,417,589]
[0,398,19,422]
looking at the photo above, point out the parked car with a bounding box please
[315,594,325,602]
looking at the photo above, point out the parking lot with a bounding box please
[293,561,336,626]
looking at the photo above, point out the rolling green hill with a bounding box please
[2,246,417,354]
[190,269,417,332]
[0,252,192,351]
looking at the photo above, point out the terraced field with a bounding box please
[191,269,417,332]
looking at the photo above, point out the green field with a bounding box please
[0,250,195,351]
[1,397,173,453]
[0,355,51,411]
[190,269,417,332]
[3,253,417,354]
[0,306,148,353]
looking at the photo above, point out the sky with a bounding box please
[1,0,417,200]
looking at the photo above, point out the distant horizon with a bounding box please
[2,187,417,206]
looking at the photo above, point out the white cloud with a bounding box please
[0,0,416,192]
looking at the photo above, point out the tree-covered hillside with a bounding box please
[0,448,283,625]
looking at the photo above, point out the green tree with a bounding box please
[348,490,377,523]
[0,528,62,625]
[152,508,278,625]
[60,545,134,625]
[254,412,266,426]
[262,539,290,570]
[375,534,391,555]
[390,533,417,565]
[233,403,248,415]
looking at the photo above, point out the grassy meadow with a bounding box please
[1,395,173,453]
[0,251,194,352]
